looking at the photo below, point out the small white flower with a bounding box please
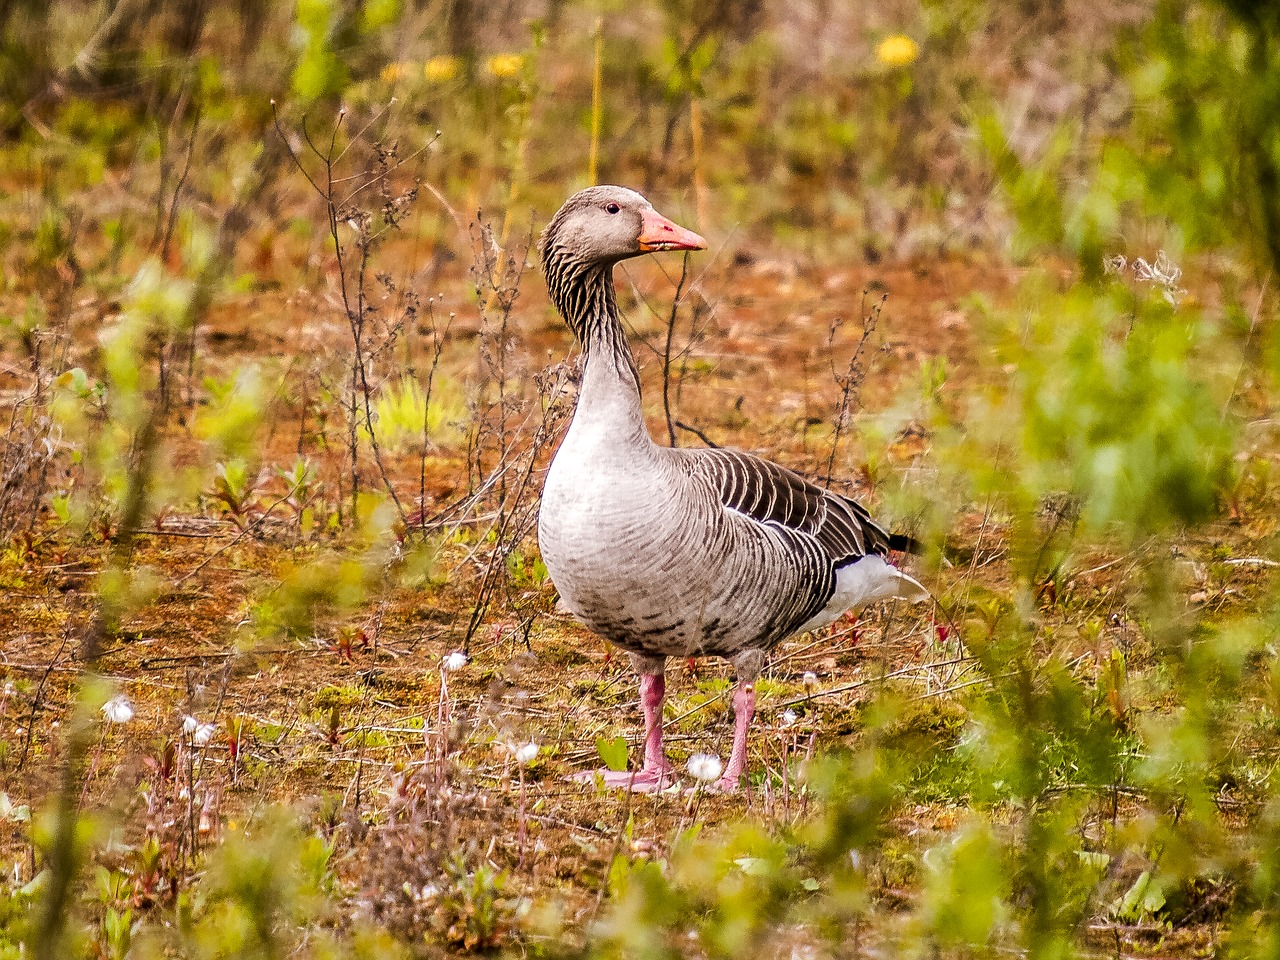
[781,709,798,727]
[513,741,539,764]
[802,671,818,690]
[183,715,199,735]
[686,753,723,782]
[1111,250,1187,307]
[442,651,468,672]
[194,724,217,747]
[101,695,134,725]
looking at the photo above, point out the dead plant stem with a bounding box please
[661,254,691,447]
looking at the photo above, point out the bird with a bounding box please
[538,185,929,793]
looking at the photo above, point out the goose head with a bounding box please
[541,186,706,268]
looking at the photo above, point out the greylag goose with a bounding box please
[539,186,929,792]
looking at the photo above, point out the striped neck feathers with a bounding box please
[544,248,640,392]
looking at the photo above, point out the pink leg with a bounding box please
[715,680,755,793]
[571,672,676,792]
[638,673,675,777]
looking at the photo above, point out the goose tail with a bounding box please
[887,567,931,603]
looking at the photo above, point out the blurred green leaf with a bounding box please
[595,735,628,772]
[1113,870,1167,923]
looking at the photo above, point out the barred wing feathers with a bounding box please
[688,448,895,567]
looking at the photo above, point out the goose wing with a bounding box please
[686,448,895,567]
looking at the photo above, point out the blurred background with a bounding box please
[0,0,1218,271]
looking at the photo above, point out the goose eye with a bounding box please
[605,202,621,214]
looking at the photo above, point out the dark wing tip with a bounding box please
[887,532,925,556]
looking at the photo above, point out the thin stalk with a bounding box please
[661,254,691,447]
[34,406,158,960]
[589,17,603,184]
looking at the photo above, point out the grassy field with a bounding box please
[3,1,1280,957]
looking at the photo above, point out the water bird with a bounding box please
[538,185,929,792]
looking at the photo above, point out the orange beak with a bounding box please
[637,208,707,252]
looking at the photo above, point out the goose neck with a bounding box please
[550,259,641,394]
[548,260,649,442]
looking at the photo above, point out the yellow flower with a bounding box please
[875,34,919,68]
[424,55,461,83]
[380,62,411,84]
[485,53,525,81]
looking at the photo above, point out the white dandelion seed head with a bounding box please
[101,695,134,725]
[802,671,818,689]
[183,715,199,735]
[442,651,468,672]
[686,753,723,782]
[1110,250,1187,308]
[1138,250,1183,287]
[781,709,798,727]
[194,724,217,747]
[513,741,539,764]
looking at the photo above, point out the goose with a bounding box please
[538,186,929,793]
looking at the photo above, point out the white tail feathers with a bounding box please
[798,555,931,634]
[888,568,931,603]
